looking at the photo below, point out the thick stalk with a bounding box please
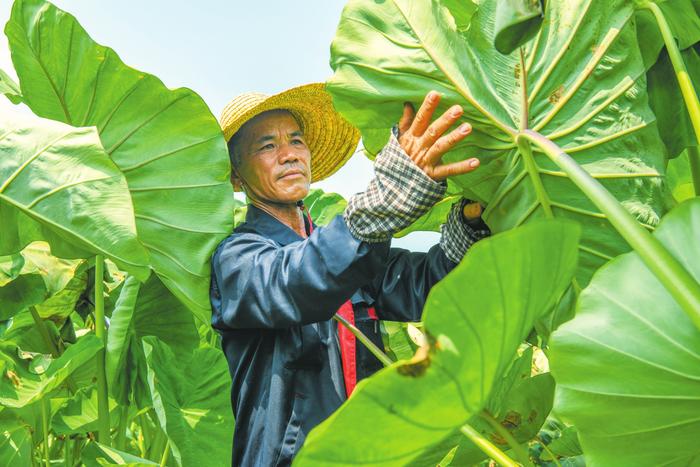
[93,255,111,444]
[160,439,171,467]
[517,139,554,218]
[519,130,700,329]
[72,438,83,466]
[40,397,50,467]
[645,2,700,193]
[333,314,394,367]
[114,406,129,450]
[64,437,72,467]
[687,146,700,197]
[482,410,533,467]
[460,423,519,467]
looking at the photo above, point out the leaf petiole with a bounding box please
[93,255,111,444]
[460,422,520,467]
[333,314,394,367]
[518,130,700,330]
[644,1,700,194]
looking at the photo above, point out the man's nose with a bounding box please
[278,143,300,163]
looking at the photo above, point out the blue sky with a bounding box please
[0,0,439,250]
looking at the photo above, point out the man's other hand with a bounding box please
[397,91,480,182]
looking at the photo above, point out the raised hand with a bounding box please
[397,91,480,182]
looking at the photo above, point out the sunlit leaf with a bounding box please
[295,220,579,465]
[7,0,235,322]
[143,337,233,467]
[550,198,700,465]
[0,108,149,279]
[328,0,669,284]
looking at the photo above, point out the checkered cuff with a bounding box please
[344,130,446,242]
[440,199,491,263]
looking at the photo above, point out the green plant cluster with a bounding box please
[1,0,700,466]
[295,0,700,465]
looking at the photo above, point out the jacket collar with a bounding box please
[244,204,312,246]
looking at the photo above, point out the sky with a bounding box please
[0,0,440,250]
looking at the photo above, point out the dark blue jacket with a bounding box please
[210,205,458,466]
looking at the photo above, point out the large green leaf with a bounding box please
[0,107,149,279]
[407,350,556,466]
[295,220,579,465]
[550,198,700,465]
[328,0,669,284]
[0,333,102,407]
[142,337,233,467]
[6,0,235,323]
[106,275,199,407]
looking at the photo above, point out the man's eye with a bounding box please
[292,139,306,146]
[259,143,275,151]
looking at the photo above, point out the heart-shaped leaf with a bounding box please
[550,198,700,465]
[143,337,233,467]
[6,0,235,322]
[295,220,579,465]
[328,0,669,284]
[0,108,149,279]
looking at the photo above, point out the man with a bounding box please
[210,83,490,466]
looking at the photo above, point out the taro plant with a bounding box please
[294,0,700,464]
[0,0,236,464]
[2,0,700,465]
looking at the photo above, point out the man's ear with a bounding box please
[230,166,244,192]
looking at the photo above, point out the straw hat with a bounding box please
[219,83,360,183]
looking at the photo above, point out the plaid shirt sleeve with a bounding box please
[440,198,491,263]
[343,129,446,243]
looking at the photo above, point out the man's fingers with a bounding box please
[425,123,472,163]
[398,102,415,136]
[410,91,440,136]
[421,105,464,147]
[431,158,480,181]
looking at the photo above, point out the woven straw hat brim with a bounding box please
[219,83,359,184]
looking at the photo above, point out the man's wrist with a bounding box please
[440,198,491,263]
[343,128,446,243]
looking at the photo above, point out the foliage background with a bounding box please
[0,0,441,251]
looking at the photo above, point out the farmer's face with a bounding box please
[232,110,311,204]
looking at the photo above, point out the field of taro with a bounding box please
[1,0,699,466]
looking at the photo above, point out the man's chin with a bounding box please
[276,184,310,204]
